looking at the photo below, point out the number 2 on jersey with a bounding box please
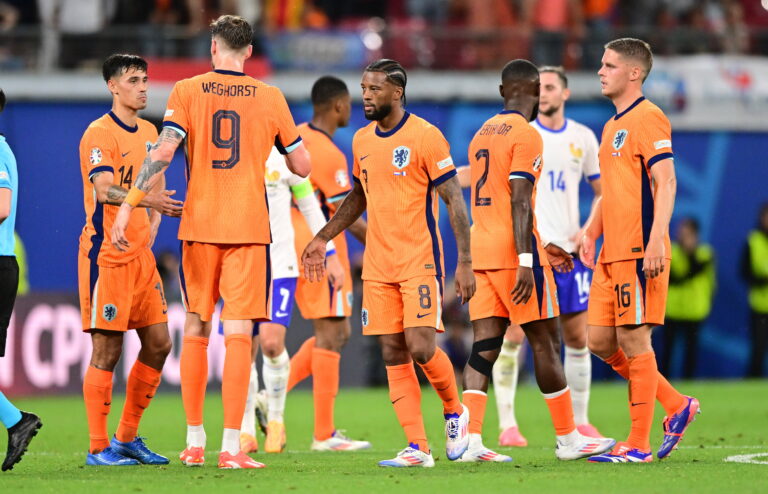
[474,148,491,206]
[211,110,240,169]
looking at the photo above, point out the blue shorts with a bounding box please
[553,257,592,315]
[218,277,298,336]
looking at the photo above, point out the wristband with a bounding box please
[518,253,533,268]
[125,188,146,208]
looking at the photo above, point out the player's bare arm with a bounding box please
[302,181,367,282]
[455,165,471,188]
[436,175,476,303]
[0,187,10,223]
[346,217,367,245]
[645,158,676,279]
[510,178,536,305]
[579,196,603,269]
[284,142,312,178]
[93,170,183,217]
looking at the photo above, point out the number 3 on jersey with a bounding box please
[212,110,240,169]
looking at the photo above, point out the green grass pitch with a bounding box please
[2,380,767,493]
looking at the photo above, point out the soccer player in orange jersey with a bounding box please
[459,59,615,463]
[583,39,700,463]
[111,16,311,469]
[302,59,475,468]
[78,54,184,466]
[287,76,371,451]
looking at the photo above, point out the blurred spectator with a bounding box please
[741,203,768,378]
[582,0,617,69]
[0,2,19,31]
[658,218,715,379]
[719,0,748,54]
[459,0,521,69]
[156,250,181,303]
[522,0,584,67]
[13,232,27,295]
[739,0,768,54]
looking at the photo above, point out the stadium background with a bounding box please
[0,0,766,397]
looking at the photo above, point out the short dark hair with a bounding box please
[605,38,653,82]
[311,76,349,106]
[0,88,5,113]
[364,59,407,105]
[539,65,568,88]
[501,59,539,83]
[210,15,253,51]
[103,54,147,82]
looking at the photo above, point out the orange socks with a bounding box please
[386,363,428,453]
[542,387,577,436]
[288,336,315,391]
[463,390,487,435]
[116,360,162,443]
[312,347,340,441]
[626,352,659,451]
[222,334,252,430]
[180,335,208,426]
[605,348,685,416]
[83,366,113,453]
[417,348,462,415]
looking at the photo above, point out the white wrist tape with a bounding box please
[518,253,533,268]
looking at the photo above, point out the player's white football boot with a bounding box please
[378,445,435,468]
[457,434,513,463]
[311,430,372,451]
[555,430,616,460]
[445,404,470,461]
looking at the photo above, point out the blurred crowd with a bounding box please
[0,0,766,70]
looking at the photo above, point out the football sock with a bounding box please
[263,348,290,423]
[542,386,577,437]
[221,428,240,456]
[83,365,113,453]
[605,348,685,416]
[312,347,340,441]
[180,336,208,429]
[626,352,658,451]
[116,360,161,443]
[0,391,21,429]
[492,341,521,429]
[462,390,487,435]
[564,346,592,425]
[222,334,252,430]
[240,362,259,437]
[287,336,315,391]
[385,362,428,453]
[186,425,206,449]
[417,347,462,415]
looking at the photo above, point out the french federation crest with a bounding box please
[392,146,411,169]
[102,304,117,322]
[613,129,629,150]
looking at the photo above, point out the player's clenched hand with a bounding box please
[111,204,132,252]
[544,243,574,273]
[326,252,344,291]
[579,234,597,270]
[455,261,475,303]
[511,267,533,305]
[145,189,184,217]
[643,236,665,279]
[302,237,328,282]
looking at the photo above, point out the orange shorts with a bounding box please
[469,267,559,325]
[78,248,167,332]
[180,241,271,322]
[361,276,444,335]
[295,263,353,320]
[587,258,670,327]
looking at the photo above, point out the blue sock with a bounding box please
[0,391,22,429]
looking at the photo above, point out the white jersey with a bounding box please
[265,147,305,279]
[532,117,600,253]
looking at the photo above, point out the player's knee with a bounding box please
[155,336,172,361]
[587,337,613,359]
[467,336,504,377]
[261,337,284,358]
[90,346,122,371]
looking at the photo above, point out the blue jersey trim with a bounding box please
[375,111,410,138]
[88,165,114,181]
[163,121,187,138]
[431,169,457,187]
[327,192,348,203]
[587,173,601,182]
[108,111,138,133]
[640,157,654,252]
[647,152,674,168]
[614,96,646,120]
[276,135,302,155]
[308,122,333,141]
[178,241,190,309]
[499,110,526,119]
[535,118,568,133]
[87,201,104,309]
[352,176,361,185]
[213,69,246,76]
[425,182,442,277]
[509,171,536,184]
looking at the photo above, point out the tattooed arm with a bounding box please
[436,175,476,303]
[91,171,183,217]
[302,181,367,281]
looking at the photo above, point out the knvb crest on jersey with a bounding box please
[613,129,629,150]
[392,146,411,169]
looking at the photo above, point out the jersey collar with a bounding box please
[375,111,410,138]
[108,111,138,133]
[308,122,333,141]
[499,110,527,120]
[535,117,568,133]
[614,96,645,120]
[213,69,245,76]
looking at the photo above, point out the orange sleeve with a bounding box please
[162,81,189,137]
[270,87,302,155]
[508,128,544,184]
[637,109,673,168]
[421,125,456,186]
[80,127,117,182]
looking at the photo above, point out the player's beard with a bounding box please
[364,102,392,121]
[538,102,559,118]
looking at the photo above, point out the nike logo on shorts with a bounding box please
[618,310,628,317]
[416,313,431,319]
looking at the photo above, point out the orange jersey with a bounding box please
[598,97,673,263]
[292,122,352,262]
[352,112,456,282]
[468,110,549,270]
[79,112,157,266]
[163,69,302,244]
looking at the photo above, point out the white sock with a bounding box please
[240,362,259,436]
[556,428,582,446]
[468,432,483,448]
[186,424,206,449]
[262,349,290,423]
[564,346,591,425]
[492,341,521,430]
[221,428,240,456]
